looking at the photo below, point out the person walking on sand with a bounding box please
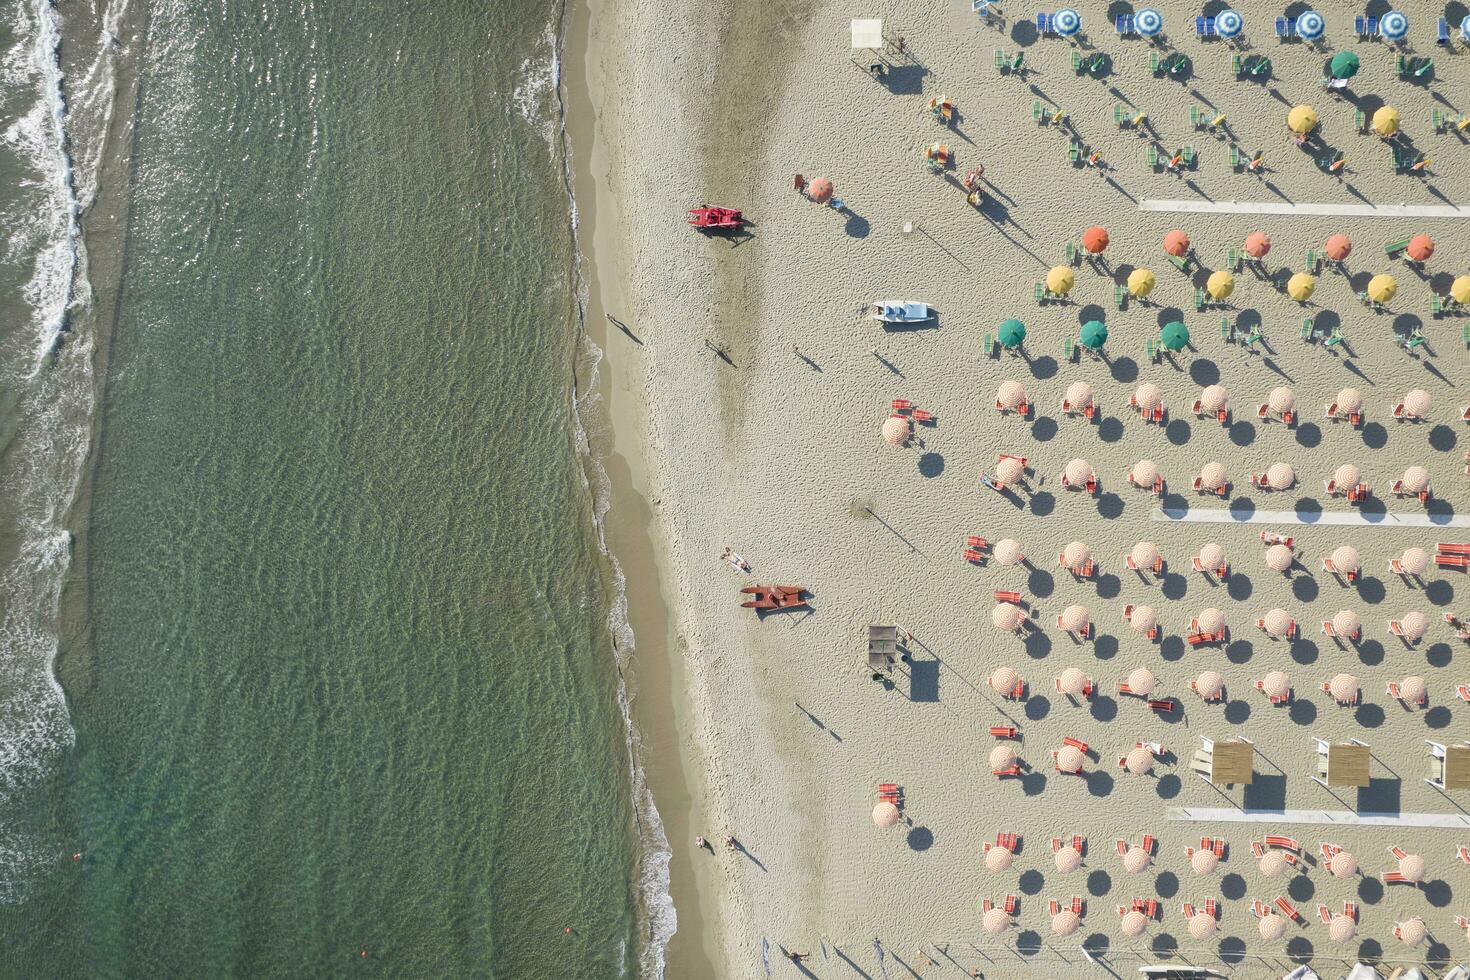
[722,835,737,851]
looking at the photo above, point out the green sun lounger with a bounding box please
[1385,238,1409,256]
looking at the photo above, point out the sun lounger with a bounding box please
[1275,897,1299,920]
[997,831,1019,850]
[1457,685,1470,702]
[1063,736,1089,753]
[990,725,1018,739]
[891,399,912,412]
[1440,543,1470,556]
[994,765,1021,777]
[1266,836,1299,851]
[1437,554,1468,569]
[1148,699,1174,714]
[994,590,1022,603]
[1003,894,1018,914]
[1457,845,1470,864]
[1383,871,1408,883]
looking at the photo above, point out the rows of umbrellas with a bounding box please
[1038,6,1435,43]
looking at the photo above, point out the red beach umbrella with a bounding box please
[1244,231,1271,258]
[1164,229,1190,257]
[1083,227,1110,253]
[1407,234,1434,262]
[1324,234,1352,261]
[808,177,833,204]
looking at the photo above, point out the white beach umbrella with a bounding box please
[1200,384,1228,413]
[991,604,1024,633]
[996,457,1025,486]
[1397,916,1427,947]
[1131,459,1158,487]
[1267,462,1295,490]
[1331,546,1360,575]
[1398,854,1425,883]
[1401,610,1428,640]
[1337,387,1362,413]
[1268,386,1295,414]
[873,801,900,828]
[881,417,909,446]
[1329,851,1357,877]
[1328,674,1359,702]
[1333,463,1359,489]
[1056,745,1084,773]
[1120,910,1148,937]
[989,744,1018,771]
[1259,850,1289,878]
[1060,605,1089,633]
[1051,910,1081,936]
[1400,675,1427,703]
[1057,667,1088,696]
[1405,388,1431,418]
[1062,540,1091,569]
[1065,458,1094,486]
[985,845,1015,872]
[1261,670,1290,698]
[1194,671,1223,700]
[988,666,1019,692]
[1332,609,1360,638]
[1189,912,1218,940]
[994,538,1023,566]
[1065,381,1094,409]
[1198,542,1224,569]
[982,907,1011,935]
[1123,846,1151,873]
[1401,547,1430,576]
[1265,544,1293,572]
[997,380,1026,410]
[1263,608,1291,638]
[1124,746,1154,775]
[1127,667,1156,695]
[1130,541,1159,569]
[1198,462,1226,491]
[1328,914,1356,943]
[1401,466,1429,493]
[1259,914,1287,940]
[1129,605,1157,634]
[1054,845,1082,872]
[1191,849,1219,875]
[1197,608,1225,635]
[1133,383,1161,411]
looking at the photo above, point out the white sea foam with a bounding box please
[514,24,561,160]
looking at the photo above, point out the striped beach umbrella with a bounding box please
[1462,15,1470,41]
[1054,8,1082,37]
[1380,10,1408,41]
[1296,10,1325,41]
[1135,8,1164,37]
[1216,9,1243,39]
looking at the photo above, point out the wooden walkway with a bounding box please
[1152,506,1470,529]
[1169,806,1470,828]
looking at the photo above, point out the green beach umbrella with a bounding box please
[998,318,1026,348]
[1329,51,1359,80]
[1080,319,1108,349]
[1160,320,1190,351]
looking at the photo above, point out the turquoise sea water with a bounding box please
[0,1,656,975]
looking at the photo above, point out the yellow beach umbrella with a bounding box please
[1450,275,1470,305]
[1372,106,1400,137]
[1368,274,1397,303]
[1127,268,1156,298]
[1287,272,1316,301]
[1206,270,1234,300]
[1046,266,1075,296]
[1287,105,1317,135]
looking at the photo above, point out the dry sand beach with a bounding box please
[580,0,1470,975]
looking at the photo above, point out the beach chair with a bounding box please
[1459,845,1470,864]
[1461,685,1470,702]
[993,590,1022,604]
[1116,14,1134,36]
[1035,12,1053,35]
[993,765,1021,777]
[1275,17,1293,39]
[1149,699,1174,714]
[1063,736,1089,753]
[1004,894,1018,915]
[1195,16,1214,37]
[1437,554,1468,570]
[1439,17,1450,44]
[1383,871,1408,883]
[1356,16,1377,39]
[1275,897,1299,920]
[990,726,1018,739]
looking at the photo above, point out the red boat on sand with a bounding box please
[740,584,808,610]
[689,206,744,230]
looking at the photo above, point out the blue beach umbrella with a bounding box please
[1054,7,1082,37]
[1216,9,1243,39]
[1295,10,1325,41]
[1462,15,1470,41]
[1135,8,1164,37]
[1380,10,1408,41]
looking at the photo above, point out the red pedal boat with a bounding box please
[688,206,744,230]
[739,584,808,610]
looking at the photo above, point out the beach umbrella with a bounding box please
[1452,276,1470,305]
[1333,463,1359,488]
[1328,673,1359,702]
[881,416,910,446]
[1123,846,1151,873]
[1401,466,1429,493]
[1216,8,1243,39]
[998,318,1026,348]
[1060,604,1090,634]
[1065,381,1095,409]
[1200,384,1229,412]
[1127,666,1156,695]
[1287,272,1316,301]
[1120,910,1149,937]
[1130,540,1159,569]
[808,177,833,203]
[1336,387,1362,413]
[1127,267,1156,298]
[1329,850,1357,877]
[1053,7,1082,37]
[1263,609,1291,638]
[1328,915,1356,943]
[989,666,1019,693]
[1057,666,1088,696]
[1397,917,1427,947]
[1260,849,1289,877]
[1191,848,1219,874]
[1401,610,1428,640]
[982,908,1012,935]
[1082,227,1109,253]
[1135,7,1163,37]
[1463,14,1470,39]
[1325,234,1352,261]
[1295,10,1324,41]
[1189,913,1218,940]
[1267,462,1295,490]
[1265,544,1293,572]
[1259,914,1287,940]
[1160,321,1189,351]
[1404,388,1431,417]
[1329,51,1360,80]
[989,744,1018,771]
[995,538,1023,565]
[1367,273,1397,303]
[1206,271,1234,300]
[1380,10,1408,42]
[985,844,1016,871]
[1133,383,1161,411]
[992,604,1025,632]
[1268,386,1295,414]
[1331,546,1360,575]
[1197,607,1225,635]
[1372,106,1400,137]
[1065,458,1094,486]
[1056,745,1084,773]
[997,379,1027,409]
[996,457,1025,485]
[1407,234,1434,262]
[1079,319,1107,349]
[1046,266,1075,295]
[1401,547,1429,576]
[1163,229,1190,256]
[1244,231,1271,258]
[1198,462,1226,491]
[1261,670,1290,699]
[1195,670,1224,701]
[873,801,900,827]
[1054,844,1082,872]
[1199,543,1224,570]
[1062,540,1091,569]
[1332,609,1360,638]
[1398,854,1426,883]
[1131,460,1158,487]
[1051,910,1081,936]
[1400,675,1427,704]
[1124,746,1155,775]
[1287,104,1318,135]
